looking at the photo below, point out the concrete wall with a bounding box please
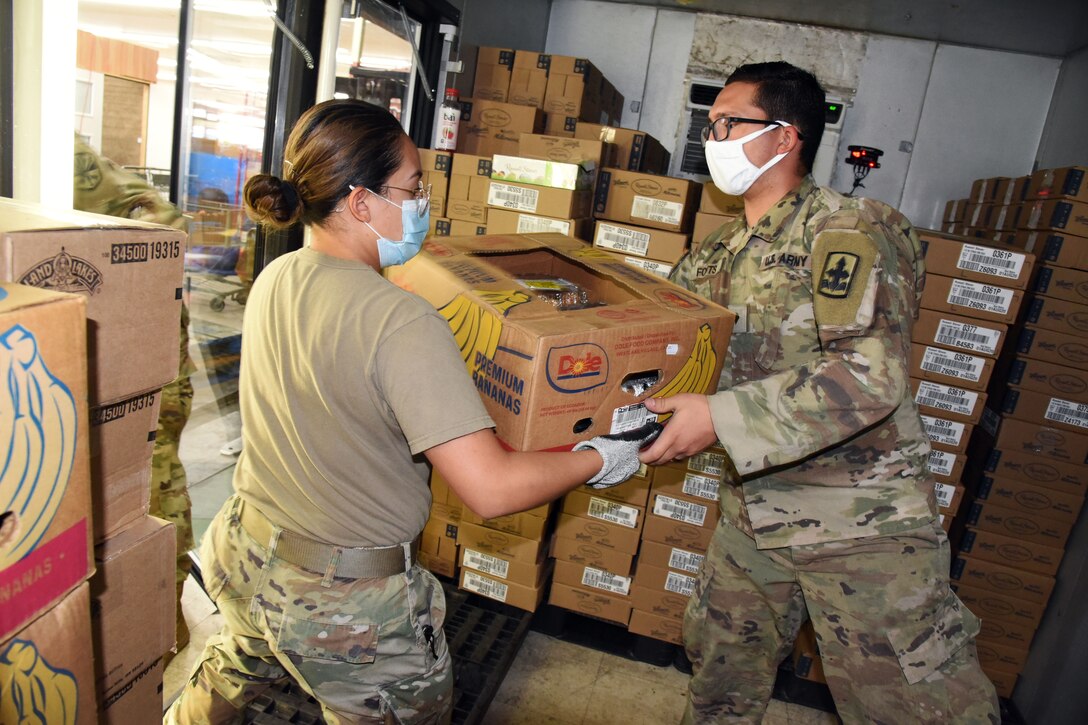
[457,0,551,52]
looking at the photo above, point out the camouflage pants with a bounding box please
[164,496,453,725]
[682,518,999,724]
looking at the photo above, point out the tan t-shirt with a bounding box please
[233,248,494,547]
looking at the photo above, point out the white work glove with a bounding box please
[573,421,663,488]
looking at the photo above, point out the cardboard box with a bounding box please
[699,183,745,216]
[456,98,543,157]
[446,199,489,225]
[91,516,174,707]
[912,308,1006,359]
[953,582,1045,632]
[970,177,1006,204]
[419,511,459,579]
[449,220,488,237]
[99,658,162,725]
[1024,198,1088,238]
[562,489,644,532]
[491,154,595,191]
[911,378,987,424]
[485,208,592,240]
[627,608,683,644]
[488,180,593,219]
[648,490,721,530]
[548,580,632,625]
[792,620,826,684]
[459,545,546,587]
[981,663,1018,699]
[994,415,1088,464]
[1027,166,1087,203]
[594,169,699,233]
[459,563,550,612]
[918,231,1034,289]
[519,133,612,168]
[976,638,1031,676]
[471,47,515,102]
[553,557,633,597]
[910,345,994,392]
[650,465,721,505]
[921,414,974,454]
[427,217,451,238]
[451,153,493,180]
[419,149,453,176]
[593,249,674,279]
[507,56,548,108]
[459,507,550,540]
[0,284,93,641]
[981,445,1088,493]
[965,499,1073,548]
[692,211,737,246]
[628,582,689,620]
[632,561,698,600]
[919,273,1023,324]
[574,123,670,174]
[1001,386,1088,435]
[927,449,965,483]
[592,221,689,264]
[1015,229,1088,272]
[1015,323,1088,370]
[0,200,185,404]
[1007,356,1088,404]
[1024,296,1088,339]
[637,539,706,577]
[554,512,642,554]
[973,474,1084,524]
[995,176,1033,205]
[1033,263,1088,305]
[950,554,1055,606]
[0,583,97,724]
[934,481,966,515]
[455,521,546,563]
[944,199,968,223]
[584,469,651,507]
[544,67,605,122]
[958,527,1065,577]
[641,512,714,551]
[386,233,733,450]
[550,535,635,576]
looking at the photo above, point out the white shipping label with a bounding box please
[581,566,632,596]
[517,214,570,234]
[682,472,720,501]
[668,547,705,574]
[631,195,683,225]
[488,182,539,212]
[609,403,656,434]
[462,548,510,579]
[1044,397,1088,429]
[946,279,1014,316]
[653,495,708,526]
[920,415,967,447]
[934,482,956,509]
[687,451,726,477]
[588,496,640,529]
[915,381,979,417]
[462,571,509,602]
[665,571,697,596]
[596,223,651,256]
[920,346,985,383]
[625,256,672,278]
[935,319,1001,356]
[956,244,1026,280]
[927,450,956,478]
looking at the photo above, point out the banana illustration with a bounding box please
[437,290,530,376]
[0,639,79,725]
[0,324,79,570]
[653,324,718,419]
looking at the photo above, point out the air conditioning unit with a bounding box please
[674,78,848,187]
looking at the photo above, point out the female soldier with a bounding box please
[165,99,654,724]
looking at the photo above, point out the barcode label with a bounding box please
[588,496,640,528]
[517,214,569,234]
[488,182,539,212]
[956,244,1025,280]
[920,415,966,447]
[664,571,697,595]
[682,473,720,501]
[596,222,651,256]
[581,566,632,595]
[921,347,984,382]
[624,256,672,278]
[462,548,510,579]
[631,195,683,225]
[462,571,509,602]
[654,495,708,526]
[668,547,705,574]
[934,482,957,509]
[687,451,726,477]
[928,450,956,477]
[1044,397,1088,429]
[915,381,979,416]
[935,319,1001,356]
[610,403,656,434]
[947,279,1014,315]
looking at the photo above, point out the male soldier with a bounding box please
[73,136,197,659]
[640,63,999,723]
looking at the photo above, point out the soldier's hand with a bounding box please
[640,395,720,466]
[573,421,663,488]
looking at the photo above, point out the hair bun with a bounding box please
[243,173,304,229]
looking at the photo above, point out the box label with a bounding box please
[488,182,539,213]
[462,548,510,579]
[462,570,509,602]
[596,223,652,256]
[581,566,632,595]
[956,244,1026,280]
[516,214,570,234]
[587,496,640,529]
[623,256,672,278]
[928,450,956,478]
[1044,397,1088,430]
[653,495,708,526]
[935,319,1001,356]
[921,347,984,382]
[915,381,979,416]
[668,547,705,574]
[687,451,726,477]
[664,570,697,595]
[920,415,966,447]
[947,280,1014,315]
[682,472,720,501]
[631,195,683,226]
[934,482,956,508]
[609,402,656,434]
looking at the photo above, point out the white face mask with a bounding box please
[704,122,792,196]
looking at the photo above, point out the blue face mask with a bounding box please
[354,186,430,268]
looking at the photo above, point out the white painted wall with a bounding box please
[146,79,176,170]
[1035,44,1088,170]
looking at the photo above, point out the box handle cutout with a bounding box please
[621,370,661,397]
[573,418,593,434]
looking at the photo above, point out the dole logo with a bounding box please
[547,343,608,393]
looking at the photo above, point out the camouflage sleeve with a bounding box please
[707,223,911,475]
[73,136,186,231]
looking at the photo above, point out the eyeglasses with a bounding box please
[701,116,803,144]
[383,181,431,216]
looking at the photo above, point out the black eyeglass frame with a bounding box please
[701,116,805,144]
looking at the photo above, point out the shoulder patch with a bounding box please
[812,230,880,330]
[817,252,859,297]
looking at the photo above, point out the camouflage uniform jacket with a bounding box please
[670,176,937,549]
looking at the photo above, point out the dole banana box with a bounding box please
[1,284,94,642]
[386,233,734,451]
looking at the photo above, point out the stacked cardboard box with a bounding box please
[472,47,515,102]
[456,97,543,159]
[574,123,670,175]
[420,149,452,236]
[942,175,1032,243]
[457,501,554,613]
[445,152,493,236]
[419,470,463,579]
